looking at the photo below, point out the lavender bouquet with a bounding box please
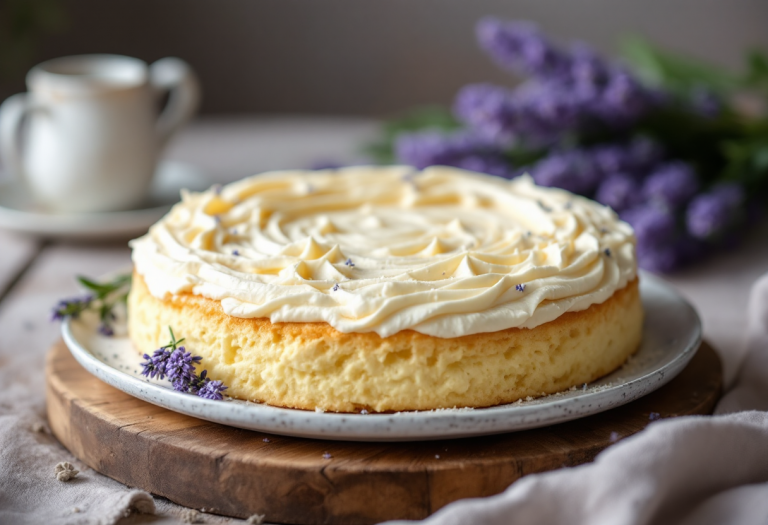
[369,18,768,272]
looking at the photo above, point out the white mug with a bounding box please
[0,54,200,213]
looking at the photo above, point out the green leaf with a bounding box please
[77,274,131,299]
[621,36,738,95]
[744,50,768,95]
[720,134,768,189]
[161,326,185,350]
[76,276,113,296]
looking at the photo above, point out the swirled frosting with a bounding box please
[131,166,637,338]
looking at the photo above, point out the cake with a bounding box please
[128,166,642,412]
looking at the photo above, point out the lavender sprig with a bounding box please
[395,129,516,178]
[167,348,202,384]
[51,274,131,337]
[51,295,93,321]
[140,348,172,380]
[140,327,229,401]
[198,379,228,401]
[686,184,745,240]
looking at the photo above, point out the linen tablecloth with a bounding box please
[387,272,768,525]
[1,118,767,525]
[2,271,767,525]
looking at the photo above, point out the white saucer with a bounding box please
[62,272,701,442]
[0,161,209,240]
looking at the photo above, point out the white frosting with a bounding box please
[130,166,637,338]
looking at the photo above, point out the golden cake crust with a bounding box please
[128,272,643,412]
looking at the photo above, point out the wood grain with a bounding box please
[47,340,722,525]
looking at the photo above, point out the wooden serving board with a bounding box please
[47,340,722,525]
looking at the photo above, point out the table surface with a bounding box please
[0,116,766,522]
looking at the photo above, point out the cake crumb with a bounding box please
[54,462,79,482]
[72,507,81,513]
[315,407,325,413]
[525,396,534,402]
[246,514,266,525]
[360,409,369,415]
[180,509,202,523]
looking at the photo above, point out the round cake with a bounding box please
[128,166,642,412]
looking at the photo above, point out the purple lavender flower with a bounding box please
[476,18,569,79]
[186,369,210,394]
[141,327,230,400]
[621,205,686,272]
[569,44,611,101]
[454,82,581,145]
[140,349,172,380]
[395,129,514,176]
[395,129,480,168]
[453,154,517,178]
[50,295,93,321]
[595,173,642,211]
[186,369,227,400]
[597,68,656,125]
[166,347,202,389]
[98,323,115,337]
[627,136,665,174]
[586,138,663,181]
[686,183,745,239]
[452,84,523,143]
[642,162,699,208]
[621,205,678,248]
[473,18,657,132]
[591,144,634,177]
[198,380,228,401]
[641,245,683,273]
[525,82,583,133]
[172,377,192,393]
[529,149,601,195]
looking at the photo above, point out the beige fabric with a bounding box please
[385,272,768,525]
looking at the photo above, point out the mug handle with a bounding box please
[0,93,35,180]
[149,57,201,150]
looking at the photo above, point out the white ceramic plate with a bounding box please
[62,272,701,442]
[0,161,209,240]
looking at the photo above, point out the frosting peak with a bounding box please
[131,166,637,337]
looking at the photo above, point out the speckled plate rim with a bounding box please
[62,271,701,442]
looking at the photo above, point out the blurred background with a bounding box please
[3,0,768,117]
